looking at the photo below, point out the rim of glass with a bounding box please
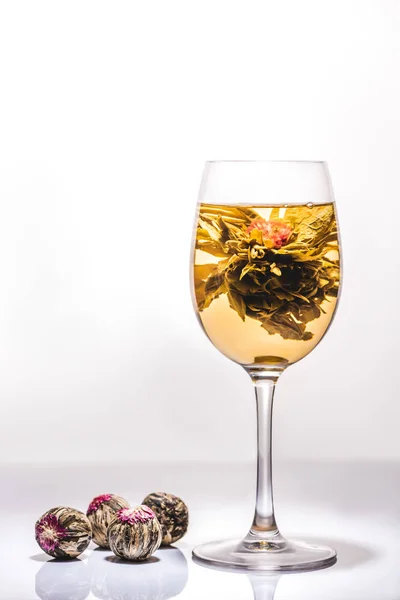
[206,160,326,164]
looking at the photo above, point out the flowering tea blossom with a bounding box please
[117,505,156,525]
[247,218,292,248]
[87,494,113,515]
[35,513,67,553]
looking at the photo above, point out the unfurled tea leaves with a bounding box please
[228,289,246,321]
[262,312,313,341]
[195,203,340,341]
[194,264,218,281]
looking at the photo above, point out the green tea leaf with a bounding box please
[285,204,335,247]
[249,228,263,244]
[261,312,310,340]
[196,239,227,257]
[291,301,321,323]
[269,207,281,220]
[194,263,218,281]
[270,264,282,276]
[240,263,258,280]
[201,204,259,224]
[218,217,245,243]
[227,290,246,321]
[194,280,206,309]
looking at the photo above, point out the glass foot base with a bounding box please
[193,538,336,572]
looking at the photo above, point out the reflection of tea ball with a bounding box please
[108,505,162,560]
[87,494,130,548]
[142,492,188,545]
[35,559,90,600]
[35,507,92,559]
[88,546,189,600]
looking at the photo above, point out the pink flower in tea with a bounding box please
[87,494,113,515]
[247,218,292,248]
[117,505,155,525]
[35,513,67,553]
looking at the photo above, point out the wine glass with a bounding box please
[191,161,341,571]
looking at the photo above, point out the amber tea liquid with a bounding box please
[193,203,340,367]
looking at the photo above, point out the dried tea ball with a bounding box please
[107,505,162,561]
[142,492,189,545]
[86,494,130,548]
[35,507,92,559]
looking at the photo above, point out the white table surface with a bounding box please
[1,461,399,599]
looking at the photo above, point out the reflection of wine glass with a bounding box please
[88,548,188,600]
[248,574,280,600]
[35,559,90,600]
[191,161,341,571]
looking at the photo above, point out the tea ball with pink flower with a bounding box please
[107,505,162,560]
[35,507,92,559]
[86,493,130,548]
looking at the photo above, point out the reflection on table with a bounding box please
[35,558,90,600]
[88,546,188,600]
[247,575,280,600]
[35,547,188,600]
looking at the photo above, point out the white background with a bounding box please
[0,0,398,465]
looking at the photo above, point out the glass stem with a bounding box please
[243,369,286,549]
